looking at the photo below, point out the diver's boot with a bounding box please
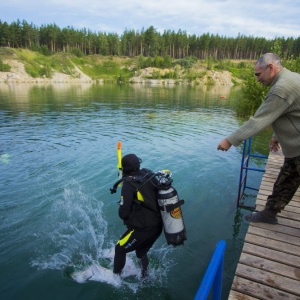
[245,208,278,224]
[139,255,149,279]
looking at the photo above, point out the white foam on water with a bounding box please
[71,263,122,287]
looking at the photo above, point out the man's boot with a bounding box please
[245,208,278,224]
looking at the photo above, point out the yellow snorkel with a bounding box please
[117,141,123,181]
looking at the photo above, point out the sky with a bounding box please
[1,0,299,39]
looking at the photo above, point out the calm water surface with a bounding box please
[0,83,270,300]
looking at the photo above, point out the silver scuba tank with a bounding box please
[156,172,187,246]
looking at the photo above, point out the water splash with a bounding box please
[31,179,174,291]
[31,180,107,269]
[67,242,175,292]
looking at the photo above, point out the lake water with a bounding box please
[0,83,271,300]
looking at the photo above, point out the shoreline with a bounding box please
[0,58,235,86]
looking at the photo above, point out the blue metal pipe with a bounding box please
[194,240,227,300]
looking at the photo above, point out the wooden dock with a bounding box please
[228,149,300,300]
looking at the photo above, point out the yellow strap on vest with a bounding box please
[117,230,134,246]
[137,191,144,202]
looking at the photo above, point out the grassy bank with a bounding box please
[0,47,253,83]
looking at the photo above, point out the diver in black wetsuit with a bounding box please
[113,154,163,278]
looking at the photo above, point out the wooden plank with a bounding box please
[231,276,300,300]
[242,242,300,267]
[264,168,280,175]
[247,226,300,246]
[275,217,300,229]
[228,290,259,300]
[258,182,275,189]
[235,264,300,296]
[249,222,300,238]
[245,233,300,256]
[239,252,300,280]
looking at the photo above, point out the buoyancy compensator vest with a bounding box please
[110,169,187,247]
[126,169,160,211]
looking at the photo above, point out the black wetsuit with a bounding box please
[113,168,163,277]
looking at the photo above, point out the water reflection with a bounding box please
[0,82,237,113]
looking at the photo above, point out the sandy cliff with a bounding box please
[0,59,94,83]
[0,58,234,85]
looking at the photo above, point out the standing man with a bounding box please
[217,53,300,224]
[112,154,162,278]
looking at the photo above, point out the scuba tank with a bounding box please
[155,171,187,247]
[110,169,187,247]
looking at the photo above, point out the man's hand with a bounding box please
[217,138,232,151]
[269,136,280,152]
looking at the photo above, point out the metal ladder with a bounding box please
[236,138,267,209]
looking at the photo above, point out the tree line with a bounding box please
[1,19,300,60]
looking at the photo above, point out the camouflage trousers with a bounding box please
[266,155,300,212]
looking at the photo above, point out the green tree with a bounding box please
[21,20,36,48]
[0,21,10,46]
[237,68,270,117]
[163,55,172,68]
[271,38,283,57]
[9,19,22,48]
[144,26,159,57]
[107,33,120,55]
[48,23,60,52]
[2,18,300,61]
[136,54,145,70]
[153,55,164,68]
[121,29,136,56]
[97,32,109,55]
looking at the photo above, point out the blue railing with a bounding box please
[194,240,227,300]
[237,138,267,209]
